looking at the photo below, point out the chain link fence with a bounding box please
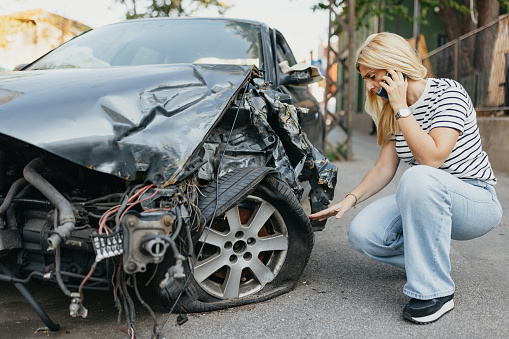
[422,14,509,116]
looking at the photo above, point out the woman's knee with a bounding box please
[347,216,371,253]
[397,165,444,203]
[347,195,400,253]
[399,165,439,188]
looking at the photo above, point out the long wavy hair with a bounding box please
[356,32,427,145]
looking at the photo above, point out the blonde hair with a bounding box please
[356,32,427,145]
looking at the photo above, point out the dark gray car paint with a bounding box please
[0,64,252,185]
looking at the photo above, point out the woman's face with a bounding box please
[358,65,387,99]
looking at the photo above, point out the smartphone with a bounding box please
[377,71,406,99]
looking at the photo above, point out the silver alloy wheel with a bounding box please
[191,195,288,299]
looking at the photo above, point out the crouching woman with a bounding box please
[309,32,503,324]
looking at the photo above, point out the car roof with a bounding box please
[100,17,267,29]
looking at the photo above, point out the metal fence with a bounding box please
[422,14,509,116]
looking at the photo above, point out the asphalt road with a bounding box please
[1,131,508,339]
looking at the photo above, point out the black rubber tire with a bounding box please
[156,175,314,313]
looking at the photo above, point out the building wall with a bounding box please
[485,15,509,108]
[478,118,509,174]
[0,9,90,70]
[351,114,509,175]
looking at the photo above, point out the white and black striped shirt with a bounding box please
[392,78,496,184]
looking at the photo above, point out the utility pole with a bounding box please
[413,0,420,51]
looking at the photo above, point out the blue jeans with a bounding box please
[348,165,503,300]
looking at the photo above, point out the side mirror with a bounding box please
[279,61,324,86]
[279,69,313,86]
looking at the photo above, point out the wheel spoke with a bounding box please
[193,253,227,283]
[257,234,287,252]
[200,228,228,247]
[222,264,243,299]
[225,206,242,232]
[246,201,275,236]
[249,258,275,285]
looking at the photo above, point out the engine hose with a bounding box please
[54,246,72,297]
[115,184,142,233]
[22,157,76,249]
[132,274,158,335]
[0,270,44,283]
[83,193,123,206]
[0,177,28,225]
[120,271,137,335]
[185,223,193,257]
[175,205,193,256]
[115,194,130,233]
[59,270,107,283]
[170,207,182,242]
[0,260,60,331]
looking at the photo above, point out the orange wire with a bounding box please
[98,184,157,235]
[119,185,158,222]
[78,260,97,302]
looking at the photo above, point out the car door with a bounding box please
[273,30,326,151]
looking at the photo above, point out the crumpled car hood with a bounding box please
[0,64,252,185]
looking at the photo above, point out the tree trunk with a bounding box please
[471,0,500,107]
[474,0,500,71]
[461,0,477,35]
[478,0,500,27]
[457,0,477,75]
[438,1,461,42]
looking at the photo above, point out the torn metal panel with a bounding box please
[244,89,302,195]
[201,80,338,199]
[251,85,338,194]
[309,147,338,189]
[0,64,252,185]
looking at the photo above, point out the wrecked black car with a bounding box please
[0,18,337,335]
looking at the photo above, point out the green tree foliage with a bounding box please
[313,0,508,37]
[117,0,231,19]
[314,0,410,29]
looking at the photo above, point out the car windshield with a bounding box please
[26,19,263,70]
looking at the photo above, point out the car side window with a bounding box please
[275,33,298,68]
[275,45,287,65]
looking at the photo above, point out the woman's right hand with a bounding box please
[308,196,356,221]
[309,139,400,223]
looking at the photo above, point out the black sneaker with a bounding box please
[402,294,454,324]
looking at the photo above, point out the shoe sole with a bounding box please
[403,299,454,324]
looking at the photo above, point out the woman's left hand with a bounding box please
[380,70,408,112]
[309,198,355,221]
